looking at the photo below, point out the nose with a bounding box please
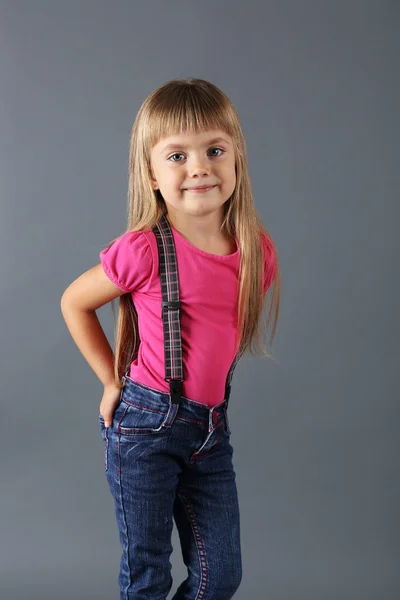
[187,153,211,178]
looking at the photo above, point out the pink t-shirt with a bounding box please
[100,221,276,407]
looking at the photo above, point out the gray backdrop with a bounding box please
[1,1,398,599]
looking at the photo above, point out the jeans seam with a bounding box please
[116,430,133,597]
[104,427,108,471]
[176,490,209,599]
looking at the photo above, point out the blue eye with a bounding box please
[168,147,224,162]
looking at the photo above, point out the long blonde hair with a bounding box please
[102,78,280,390]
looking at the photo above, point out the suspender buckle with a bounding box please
[168,379,183,404]
[161,300,180,318]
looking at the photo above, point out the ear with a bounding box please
[148,166,158,190]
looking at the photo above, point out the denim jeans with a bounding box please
[98,374,242,600]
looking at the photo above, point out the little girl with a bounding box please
[61,77,279,600]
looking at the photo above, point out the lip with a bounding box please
[185,185,216,193]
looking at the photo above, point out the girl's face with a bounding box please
[149,129,236,218]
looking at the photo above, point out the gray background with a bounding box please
[1,1,398,598]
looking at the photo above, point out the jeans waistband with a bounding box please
[121,374,229,428]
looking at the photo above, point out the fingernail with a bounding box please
[105,422,110,428]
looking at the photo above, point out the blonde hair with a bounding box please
[102,78,280,390]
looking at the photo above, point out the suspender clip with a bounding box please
[168,379,183,405]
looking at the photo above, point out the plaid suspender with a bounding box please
[152,212,244,406]
[224,343,246,404]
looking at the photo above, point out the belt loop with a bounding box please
[209,406,215,430]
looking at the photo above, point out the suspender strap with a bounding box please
[224,343,245,406]
[152,211,244,407]
[153,213,184,404]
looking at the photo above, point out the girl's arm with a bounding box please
[60,264,125,387]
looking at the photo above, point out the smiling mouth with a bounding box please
[185,185,217,192]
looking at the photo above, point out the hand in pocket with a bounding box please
[99,383,124,428]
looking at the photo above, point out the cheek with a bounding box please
[165,172,182,186]
[221,167,236,188]
[226,174,236,197]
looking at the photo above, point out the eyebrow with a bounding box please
[161,137,231,153]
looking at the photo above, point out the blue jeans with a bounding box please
[98,374,242,600]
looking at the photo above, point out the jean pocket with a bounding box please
[99,418,109,471]
[98,393,124,427]
[116,399,170,436]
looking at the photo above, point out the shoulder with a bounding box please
[99,229,153,293]
[100,229,148,253]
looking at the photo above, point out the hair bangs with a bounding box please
[143,81,236,152]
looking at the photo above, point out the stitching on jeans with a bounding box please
[120,400,221,429]
[190,424,224,462]
[177,416,205,426]
[104,429,108,471]
[117,403,170,435]
[116,402,130,428]
[116,428,133,596]
[121,400,166,415]
[125,375,227,409]
[120,399,218,428]
[118,398,170,434]
[177,491,209,599]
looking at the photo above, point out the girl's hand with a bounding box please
[99,383,123,428]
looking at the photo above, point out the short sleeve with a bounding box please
[261,233,277,293]
[99,230,153,293]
